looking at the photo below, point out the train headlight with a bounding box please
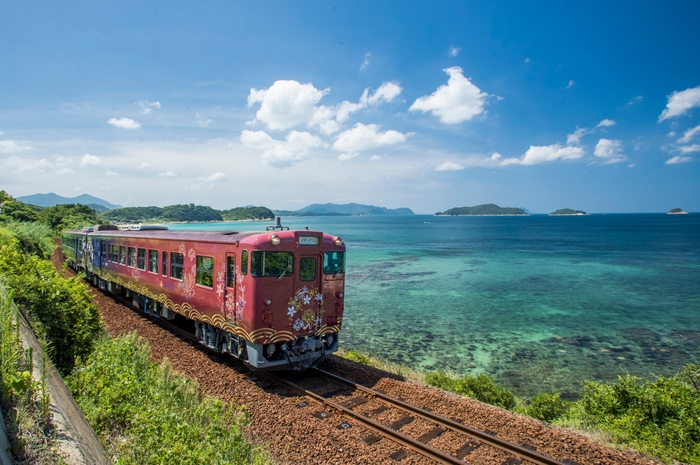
[333,236,343,246]
[270,234,281,246]
[264,298,272,306]
[336,291,344,298]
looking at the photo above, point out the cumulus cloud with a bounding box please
[410,67,490,124]
[0,139,32,153]
[248,80,328,130]
[677,144,700,154]
[678,124,700,144]
[137,100,161,114]
[567,127,593,145]
[332,123,407,152]
[158,171,178,178]
[240,130,325,168]
[596,119,616,128]
[449,46,461,57]
[80,154,101,167]
[486,152,502,162]
[626,95,643,106]
[594,139,626,164]
[1,156,53,172]
[138,163,150,170]
[500,144,585,165]
[659,85,700,121]
[338,153,358,162]
[108,117,140,129]
[360,52,372,71]
[105,170,120,176]
[369,155,381,161]
[435,161,465,171]
[665,156,693,165]
[566,80,575,89]
[201,172,226,183]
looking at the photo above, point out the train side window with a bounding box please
[119,246,126,265]
[196,256,214,288]
[250,251,293,277]
[241,250,248,276]
[148,250,158,273]
[137,248,146,270]
[300,257,317,281]
[323,251,345,275]
[227,256,236,287]
[162,251,168,276]
[110,245,119,262]
[101,242,107,260]
[171,253,184,280]
[128,247,136,267]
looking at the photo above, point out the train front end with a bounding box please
[240,229,346,371]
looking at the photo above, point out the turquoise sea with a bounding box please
[170,214,700,398]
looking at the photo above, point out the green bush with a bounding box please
[0,243,102,375]
[3,221,56,259]
[523,391,570,422]
[343,350,373,365]
[565,373,700,464]
[67,333,270,465]
[425,370,517,410]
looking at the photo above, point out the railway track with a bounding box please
[258,369,577,465]
[103,286,580,465]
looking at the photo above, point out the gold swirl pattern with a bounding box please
[96,270,335,344]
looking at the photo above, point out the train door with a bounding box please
[292,252,323,332]
[223,252,237,324]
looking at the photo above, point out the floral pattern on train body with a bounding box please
[287,286,324,332]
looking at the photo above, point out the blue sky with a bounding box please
[1,1,699,213]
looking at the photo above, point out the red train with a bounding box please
[62,223,346,370]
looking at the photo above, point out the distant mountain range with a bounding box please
[275,203,414,216]
[17,192,121,210]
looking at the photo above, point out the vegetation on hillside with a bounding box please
[67,333,270,465]
[221,206,274,221]
[550,208,587,215]
[435,204,527,216]
[1,190,100,232]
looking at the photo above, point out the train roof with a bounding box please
[62,228,330,245]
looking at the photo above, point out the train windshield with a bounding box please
[251,251,293,277]
[323,251,345,275]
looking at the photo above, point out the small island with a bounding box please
[434,203,528,216]
[550,208,587,216]
[667,208,689,215]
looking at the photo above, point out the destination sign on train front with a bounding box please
[299,236,320,245]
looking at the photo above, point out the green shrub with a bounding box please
[3,220,56,259]
[0,243,102,375]
[565,373,700,464]
[343,350,373,365]
[523,391,570,422]
[68,333,270,465]
[425,370,517,410]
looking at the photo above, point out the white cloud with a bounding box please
[196,113,212,127]
[360,52,372,71]
[677,144,700,154]
[626,95,643,106]
[524,58,531,63]
[665,156,693,165]
[435,161,465,171]
[0,139,32,153]
[332,123,407,152]
[678,124,700,144]
[138,163,150,170]
[596,119,616,128]
[501,144,585,165]
[137,100,161,114]
[566,127,593,145]
[57,168,73,175]
[486,152,502,162]
[566,80,575,89]
[409,67,490,124]
[80,154,101,167]
[105,170,120,176]
[369,155,381,161]
[1,157,53,172]
[659,85,700,121]
[240,130,325,168]
[338,153,358,162]
[202,172,226,183]
[248,80,328,130]
[594,138,626,164]
[108,117,140,129]
[668,131,677,137]
[158,171,178,178]
[449,46,461,57]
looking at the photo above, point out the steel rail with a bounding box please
[260,371,468,465]
[312,368,568,465]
